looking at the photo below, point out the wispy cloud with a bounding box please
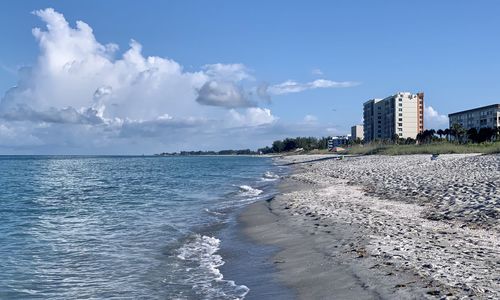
[0,62,18,75]
[267,79,359,95]
[311,68,323,76]
[228,107,277,127]
[202,63,252,82]
[302,114,318,124]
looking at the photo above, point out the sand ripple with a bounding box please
[278,154,500,299]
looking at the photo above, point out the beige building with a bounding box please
[448,104,500,130]
[363,92,424,142]
[350,124,364,140]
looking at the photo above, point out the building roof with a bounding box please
[364,92,422,105]
[363,98,382,105]
[448,104,500,117]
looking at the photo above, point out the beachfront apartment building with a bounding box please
[448,104,500,131]
[363,92,424,142]
[328,135,350,149]
[350,125,364,141]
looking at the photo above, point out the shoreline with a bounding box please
[239,154,499,299]
[239,176,442,299]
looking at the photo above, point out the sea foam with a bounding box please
[262,171,280,181]
[177,234,249,299]
[238,185,263,196]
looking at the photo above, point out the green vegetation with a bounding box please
[345,142,500,155]
[161,125,500,156]
[256,124,500,156]
[258,136,332,154]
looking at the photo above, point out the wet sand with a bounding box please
[240,154,500,299]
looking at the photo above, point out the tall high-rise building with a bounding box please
[363,92,424,142]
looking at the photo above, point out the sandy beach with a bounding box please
[241,154,499,299]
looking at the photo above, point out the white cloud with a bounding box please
[326,127,342,135]
[0,122,43,147]
[302,114,318,124]
[256,83,271,103]
[425,106,449,129]
[195,64,258,108]
[202,63,252,82]
[0,105,104,124]
[0,8,356,154]
[228,108,277,127]
[267,79,359,95]
[311,68,323,76]
[0,8,210,124]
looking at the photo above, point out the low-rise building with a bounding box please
[350,125,364,141]
[328,135,350,149]
[448,104,500,130]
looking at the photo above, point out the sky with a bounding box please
[1,1,499,154]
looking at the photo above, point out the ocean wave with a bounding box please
[204,208,225,216]
[238,185,263,197]
[261,171,280,181]
[177,234,249,299]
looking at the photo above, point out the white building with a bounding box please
[328,135,350,149]
[363,92,424,142]
[448,104,500,131]
[350,125,364,141]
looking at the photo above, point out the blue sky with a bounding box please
[1,1,499,154]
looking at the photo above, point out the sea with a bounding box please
[0,155,292,299]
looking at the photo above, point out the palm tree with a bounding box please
[478,127,496,143]
[467,128,478,143]
[436,129,444,139]
[429,129,436,142]
[443,128,450,141]
[451,123,466,143]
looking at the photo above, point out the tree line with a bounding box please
[157,124,499,156]
[416,124,500,144]
[258,136,333,154]
[257,124,500,154]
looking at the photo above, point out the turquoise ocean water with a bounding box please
[0,156,288,299]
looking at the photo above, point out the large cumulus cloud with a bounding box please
[0,8,355,154]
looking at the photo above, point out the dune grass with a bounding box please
[345,142,500,156]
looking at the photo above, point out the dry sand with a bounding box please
[241,154,499,299]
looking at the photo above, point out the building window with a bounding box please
[399,133,403,136]
[398,123,403,126]
[398,108,403,112]
[399,113,402,116]
[398,118,403,121]
[399,103,403,107]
